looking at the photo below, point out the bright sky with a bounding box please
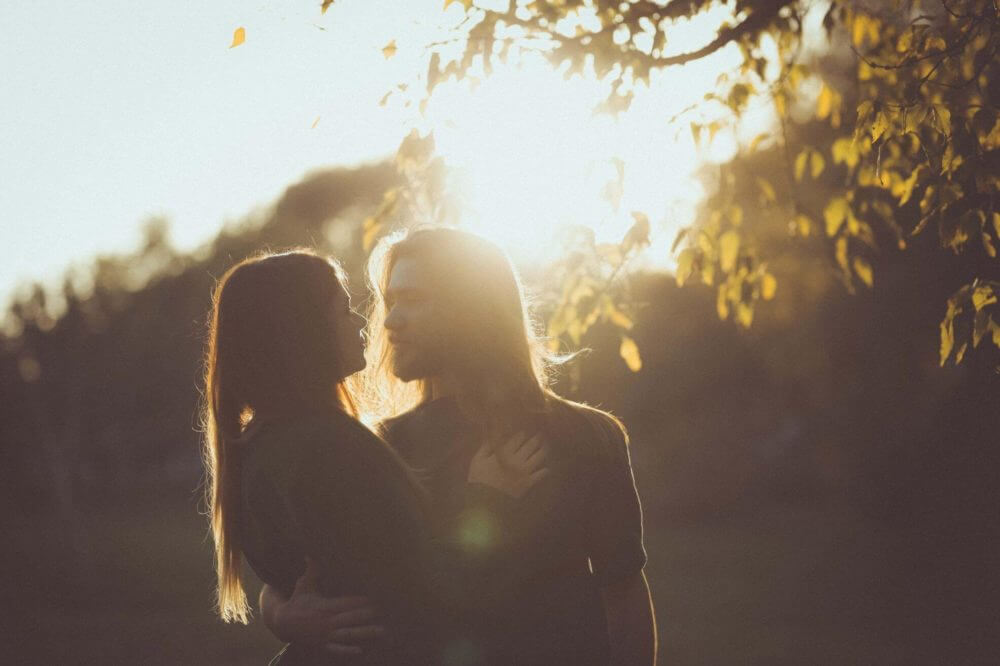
[1,0,792,311]
[0,1,428,307]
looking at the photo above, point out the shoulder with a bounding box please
[375,397,454,448]
[247,410,381,467]
[542,395,629,460]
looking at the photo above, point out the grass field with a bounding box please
[6,494,993,665]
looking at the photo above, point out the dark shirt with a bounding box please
[240,410,522,665]
[382,396,647,666]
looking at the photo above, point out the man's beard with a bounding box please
[390,346,442,382]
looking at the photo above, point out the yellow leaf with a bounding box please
[972,285,997,311]
[993,212,1000,238]
[939,317,954,366]
[716,284,730,319]
[852,15,868,48]
[934,105,951,134]
[871,111,890,143]
[847,212,861,236]
[675,248,695,286]
[444,0,474,8]
[727,205,743,227]
[854,101,874,143]
[619,336,642,372]
[736,303,754,328]
[924,35,947,52]
[811,151,825,179]
[624,212,651,250]
[836,237,849,273]
[897,27,913,52]
[757,177,776,205]
[774,91,787,118]
[719,230,740,272]
[954,342,968,364]
[310,116,321,129]
[748,132,770,153]
[853,257,874,287]
[701,262,715,286]
[382,39,397,59]
[321,0,334,14]
[607,306,634,330]
[793,214,812,237]
[794,150,809,182]
[229,27,246,49]
[824,197,849,236]
[983,233,997,258]
[761,273,777,300]
[817,85,833,120]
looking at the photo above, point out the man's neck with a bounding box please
[428,374,461,401]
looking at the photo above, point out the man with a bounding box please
[262,228,656,665]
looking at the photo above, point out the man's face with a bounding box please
[383,257,449,381]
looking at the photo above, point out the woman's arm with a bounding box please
[259,564,383,656]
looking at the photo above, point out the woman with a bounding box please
[202,250,546,664]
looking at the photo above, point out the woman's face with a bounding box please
[333,283,366,378]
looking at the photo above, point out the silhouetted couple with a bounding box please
[203,228,655,665]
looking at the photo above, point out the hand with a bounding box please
[467,431,550,499]
[274,557,385,656]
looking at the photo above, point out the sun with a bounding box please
[402,2,754,271]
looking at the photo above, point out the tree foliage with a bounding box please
[366,0,999,370]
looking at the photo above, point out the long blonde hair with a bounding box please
[201,249,356,623]
[357,228,565,436]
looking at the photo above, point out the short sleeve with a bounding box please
[584,417,647,585]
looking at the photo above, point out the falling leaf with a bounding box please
[382,39,397,59]
[619,336,642,372]
[229,27,245,49]
[321,0,335,13]
[310,116,321,129]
